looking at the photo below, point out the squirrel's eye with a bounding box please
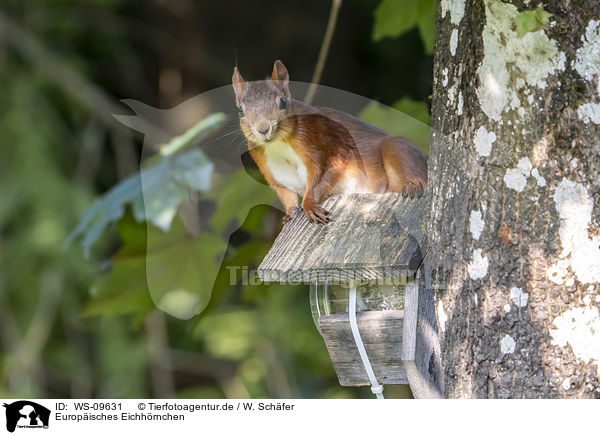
[279,98,287,110]
[238,106,244,117]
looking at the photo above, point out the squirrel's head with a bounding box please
[232,60,292,144]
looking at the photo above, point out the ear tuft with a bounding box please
[232,67,246,89]
[232,67,246,104]
[271,60,290,98]
[271,60,288,81]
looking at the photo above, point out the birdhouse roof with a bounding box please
[258,193,425,283]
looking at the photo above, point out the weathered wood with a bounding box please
[319,310,408,386]
[315,272,443,397]
[258,193,424,283]
[258,192,443,397]
[403,267,444,399]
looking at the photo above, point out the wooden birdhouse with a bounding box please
[258,193,443,399]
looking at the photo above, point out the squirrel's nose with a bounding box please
[256,121,271,136]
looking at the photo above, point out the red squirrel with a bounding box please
[232,60,427,224]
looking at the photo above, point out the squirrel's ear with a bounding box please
[271,60,290,98]
[232,67,246,103]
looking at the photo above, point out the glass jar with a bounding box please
[309,277,409,333]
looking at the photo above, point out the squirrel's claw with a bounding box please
[403,180,424,198]
[282,206,301,224]
[303,204,330,224]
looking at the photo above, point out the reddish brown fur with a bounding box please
[234,60,427,224]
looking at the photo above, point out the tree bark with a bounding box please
[426,0,600,398]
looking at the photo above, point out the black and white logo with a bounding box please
[3,401,50,433]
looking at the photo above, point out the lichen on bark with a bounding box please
[426,0,600,398]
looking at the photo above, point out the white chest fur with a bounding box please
[264,140,308,195]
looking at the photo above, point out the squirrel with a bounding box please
[232,60,427,224]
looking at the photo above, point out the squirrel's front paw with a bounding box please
[302,203,330,224]
[282,206,301,224]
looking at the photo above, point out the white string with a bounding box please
[348,285,384,399]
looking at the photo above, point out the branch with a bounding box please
[7,271,63,394]
[0,237,21,351]
[304,0,342,105]
[145,310,176,398]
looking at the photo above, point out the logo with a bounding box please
[3,401,50,433]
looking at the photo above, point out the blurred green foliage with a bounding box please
[0,0,426,399]
[66,114,223,257]
[359,98,430,155]
[373,0,437,54]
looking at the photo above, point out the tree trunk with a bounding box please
[426,0,600,398]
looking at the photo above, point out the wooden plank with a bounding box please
[404,263,444,399]
[258,193,425,283]
[318,310,408,386]
[401,279,418,363]
[257,192,443,397]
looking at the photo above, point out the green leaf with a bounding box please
[359,98,430,155]
[146,231,226,320]
[373,0,420,41]
[159,112,226,156]
[66,114,224,257]
[392,97,431,124]
[172,149,214,191]
[132,179,188,231]
[132,149,214,231]
[85,213,227,319]
[417,0,437,54]
[515,6,553,37]
[207,170,277,234]
[85,215,154,318]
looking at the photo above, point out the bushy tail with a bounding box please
[381,136,427,196]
